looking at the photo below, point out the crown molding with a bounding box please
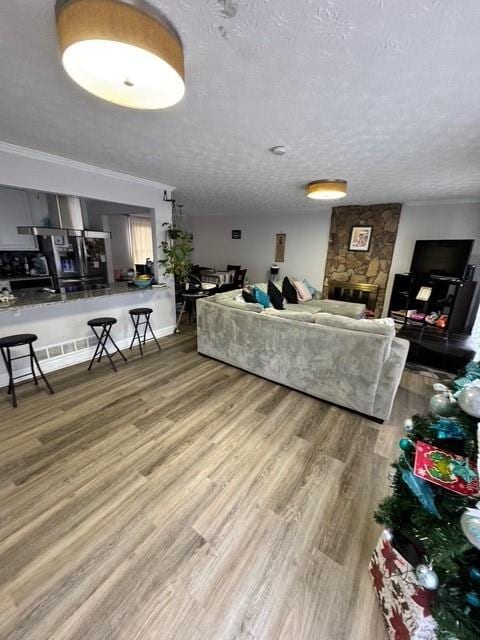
[405,197,480,207]
[0,141,175,193]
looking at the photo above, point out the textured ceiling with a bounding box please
[1,1,480,215]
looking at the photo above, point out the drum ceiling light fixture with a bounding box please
[55,0,185,109]
[306,179,348,200]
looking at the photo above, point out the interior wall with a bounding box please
[191,211,332,288]
[385,202,480,323]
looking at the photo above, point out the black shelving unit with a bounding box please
[388,273,476,333]
[388,273,477,372]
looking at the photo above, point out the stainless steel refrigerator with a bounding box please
[39,234,108,292]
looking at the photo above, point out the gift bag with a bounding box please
[369,533,437,640]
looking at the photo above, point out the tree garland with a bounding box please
[375,362,480,640]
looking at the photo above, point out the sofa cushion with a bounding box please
[252,286,271,308]
[254,282,365,318]
[282,277,299,303]
[261,308,314,323]
[242,288,257,304]
[254,281,281,293]
[314,313,395,338]
[215,291,263,313]
[293,279,313,302]
[303,278,317,296]
[268,280,286,310]
[311,299,366,319]
[314,313,395,360]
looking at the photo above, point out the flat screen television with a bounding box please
[410,239,473,279]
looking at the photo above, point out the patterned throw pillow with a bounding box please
[303,278,317,296]
[252,286,271,308]
[282,277,298,303]
[293,280,313,302]
[268,280,285,310]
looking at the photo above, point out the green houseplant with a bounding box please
[158,222,193,287]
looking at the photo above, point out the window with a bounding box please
[129,216,153,265]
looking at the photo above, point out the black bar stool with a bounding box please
[0,333,54,408]
[87,317,127,372]
[129,307,161,356]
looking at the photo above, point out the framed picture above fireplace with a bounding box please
[348,225,372,252]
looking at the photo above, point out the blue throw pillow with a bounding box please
[303,278,316,296]
[252,286,271,308]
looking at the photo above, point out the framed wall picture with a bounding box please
[348,225,373,252]
[232,230,241,239]
[275,233,286,262]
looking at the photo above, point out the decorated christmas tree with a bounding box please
[371,362,480,640]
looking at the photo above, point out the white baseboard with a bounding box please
[0,325,176,389]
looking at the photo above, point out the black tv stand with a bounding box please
[389,273,476,373]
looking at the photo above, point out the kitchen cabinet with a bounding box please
[0,187,37,250]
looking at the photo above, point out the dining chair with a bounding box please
[233,268,247,289]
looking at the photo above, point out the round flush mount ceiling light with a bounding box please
[306,179,348,200]
[55,0,185,109]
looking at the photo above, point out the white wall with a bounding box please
[385,202,480,321]
[191,211,332,289]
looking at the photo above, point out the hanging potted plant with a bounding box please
[159,222,193,296]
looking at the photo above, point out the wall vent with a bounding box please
[33,336,93,363]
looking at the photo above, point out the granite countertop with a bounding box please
[0,282,168,312]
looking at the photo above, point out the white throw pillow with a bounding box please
[293,279,313,302]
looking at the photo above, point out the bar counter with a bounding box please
[0,282,175,388]
[0,282,167,311]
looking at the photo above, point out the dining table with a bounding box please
[200,269,236,287]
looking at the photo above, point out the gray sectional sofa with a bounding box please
[196,285,409,421]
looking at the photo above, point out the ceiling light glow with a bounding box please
[56,0,185,110]
[306,179,348,200]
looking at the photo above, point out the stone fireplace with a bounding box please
[323,203,402,317]
[328,280,379,315]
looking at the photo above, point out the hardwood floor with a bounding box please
[0,330,432,640]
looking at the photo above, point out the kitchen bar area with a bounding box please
[0,181,175,403]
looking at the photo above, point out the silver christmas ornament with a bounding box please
[404,418,414,432]
[415,564,439,591]
[457,384,480,419]
[382,529,394,542]
[429,392,456,417]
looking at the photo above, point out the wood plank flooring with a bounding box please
[0,330,432,640]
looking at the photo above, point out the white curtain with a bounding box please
[129,216,153,266]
